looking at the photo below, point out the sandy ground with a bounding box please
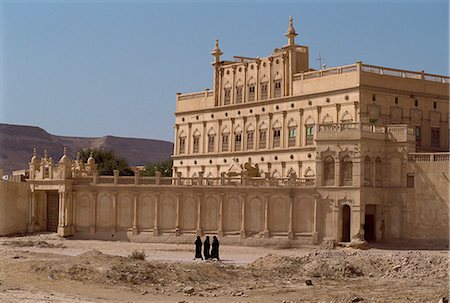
[0,233,448,303]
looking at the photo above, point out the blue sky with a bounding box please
[1,0,448,142]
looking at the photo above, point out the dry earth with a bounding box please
[0,233,448,303]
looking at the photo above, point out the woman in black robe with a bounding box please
[211,236,220,260]
[203,236,211,260]
[194,236,203,259]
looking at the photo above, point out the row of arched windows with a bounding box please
[322,155,382,187]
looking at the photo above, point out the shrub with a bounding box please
[128,250,146,260]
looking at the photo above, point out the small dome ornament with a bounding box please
[59,146,69,163]
[285,16,298,45]
[87,151,95,166]
[30,147,38,163]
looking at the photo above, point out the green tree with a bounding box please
[78,148,134,176]
[141,159,173,177]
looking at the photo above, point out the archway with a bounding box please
[341,205,351,242]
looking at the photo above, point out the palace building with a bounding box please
[173,17,449,180]
[1,18,448,246]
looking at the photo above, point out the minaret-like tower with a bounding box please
[211,39,223,106]
[285,16,298,46]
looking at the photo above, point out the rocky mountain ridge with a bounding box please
[0,123,173,173]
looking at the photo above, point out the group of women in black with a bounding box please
[194,235,219,260]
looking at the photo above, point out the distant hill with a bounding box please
[0,123,173,173]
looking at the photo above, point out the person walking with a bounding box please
[203,236,211,260]
[211,236,220,260]
[194,236,203,260]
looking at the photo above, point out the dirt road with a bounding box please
[0,234,448,303]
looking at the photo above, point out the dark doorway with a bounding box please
[364,214,375,242]
[341,205,351,242]
[47,192,59,232]
[364,204,376,242]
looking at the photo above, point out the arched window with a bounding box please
[246,124,255,150]
[261,81,268,100]
[222,128,230,152]
[274,74,282,98]
[207,128,216,153]
[235,80,243,104]
[288,120,297,147]
[375,157,382,187]
[322,115,333,124]
[340,156,353,186]
[223,82,231,105]
[193,130,200,154]
[178,131,186,154]
[272,121,281,148]
[235,127,242,151]
[364,156,372,186]
[305,118,315,146]
[304,167,315,178]
[259,123,267,149]
[323,156,335,185]
[248,78,256,102]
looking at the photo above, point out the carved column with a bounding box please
[218,193,224,237]
[298,109,304,147]
[282,111,287,148]
[28,190,37,232]
[242,117,247,151]
[240,194,247,239]
[218,68,224,106]
[316,106,322,143]
[175,193,181,236]
[334,158,340,186]
[202,121,207,154]
[336,104,341,124]
[263,193,270,238]
[230,118,235,152]
[256,59,261,100]
[153,193,160,236]
[243,63,248,103]
[281,162,286,178]
[90,191,97,236]
[174,124,180,155]
[268,113,273,149]
[268,57,273,98]
[218,120,222,152]
[188,123,192,154]
[231,65,237,104]
[288,191,294,239]
[132,192,139,236]
[196,193,202,236]
[282,54,288,96]
[255,115,260,151]
[111,192,118,233]
[354,102,359,123]
[312,193,320,244]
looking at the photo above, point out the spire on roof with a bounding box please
[285,16,298,46]
[211,39,223,63]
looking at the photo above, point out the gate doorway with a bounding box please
[47,192,59,232]
[341,205,351,242]
[364,205,376,242]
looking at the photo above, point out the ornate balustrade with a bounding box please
[408,152,450,162]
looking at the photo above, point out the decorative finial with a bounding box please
[33,147,36,157]
[89,151,94,158]
[63,146,67,156]
[211,38,223,62]
[285,16,298,46]
[76,152,80,161]
[44,149,48,159]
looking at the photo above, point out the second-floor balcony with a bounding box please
[317,123,415,143]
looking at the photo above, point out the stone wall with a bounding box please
[405,158,449,241]
[0,181,29,235]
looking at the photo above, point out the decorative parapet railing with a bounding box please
[293,64,358,81]
[293,62,449,84]
[408,152,450,162]
[177,90,214,101]
[318,123,413,134]
[361,64,450,84]
[73,174,315,187]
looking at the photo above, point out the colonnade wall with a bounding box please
[30,185,324,244]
